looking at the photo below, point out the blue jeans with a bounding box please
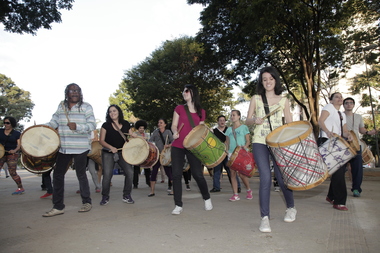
[252,143,294,217]
[171,147,210,207]
[212,156,240,190]
[349,149,363,193]
[53,151,91,210]
[101,151,133,198]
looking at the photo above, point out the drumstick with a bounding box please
[61,102,71,123]
[262,106,281,120]
[165,135,168,145]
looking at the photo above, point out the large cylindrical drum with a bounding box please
[227,146,255,178]
[122,137,159,168]
[266,121,328,191]
[183,124,227,168]
[20,125,60,174]
[88,141,102,166]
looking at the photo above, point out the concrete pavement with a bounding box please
[0,168,379,253]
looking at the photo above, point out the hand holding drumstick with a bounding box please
[173,123,184,140]
[252,106,281,125]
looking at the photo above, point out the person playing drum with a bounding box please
[99,105,137,206]
[225,110,253,201]
[318,92,353,211]
[246,66,296,233]
[133,120,151,188]
[43,83,96,217]
[170,84,212,215]
[148,118,173,197]
[0,116,24,195]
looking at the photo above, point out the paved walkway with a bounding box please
[0,168,379,253]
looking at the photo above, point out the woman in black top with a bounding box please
[99,105,137,205]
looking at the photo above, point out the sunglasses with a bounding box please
[4,122,11,125]
[184,89,190,93]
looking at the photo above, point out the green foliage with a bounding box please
[188,0,379,136]
[0,74,35,129]
[113,36,234,131]
[0,0,74,35]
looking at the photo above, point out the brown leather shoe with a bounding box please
[326,196,334,204]
[333,205,348,211]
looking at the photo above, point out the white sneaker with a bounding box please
[171,205,183,215]
[274,186,280,192]
[205,199,213,211]
[284,207,297,222]
[42,208,64,217]
[259,216,271,233]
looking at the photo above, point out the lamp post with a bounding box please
[363,44,379,165]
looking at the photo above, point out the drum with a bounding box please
[360,140,375,164]
[319,133,356,175]
[0,144,4,159]
[88,141,102,165]
[20,125,60,174]
[183,124,227,168]
[160,146,171,166]
[227,146,255,178]
[122,137,159,168]
[348,130,360,152]
[266,121,328,191]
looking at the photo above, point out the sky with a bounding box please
[0,0,207,129]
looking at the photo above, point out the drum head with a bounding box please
[348,130,360,151]
[160,147,171,166]
[266,121,312,147]
[21,125,60,158]
[122,137,149,165]
[0,144,4,159]
[183,124,206,148]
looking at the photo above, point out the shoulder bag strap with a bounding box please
[158,130,166,145]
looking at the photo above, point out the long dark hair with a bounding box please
[3,116,17,128]
[185,84,202,118]
[256,66,284,96]
[64,83,84,109]
[105,105,125,124]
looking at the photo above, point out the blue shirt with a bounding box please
[225,124,250,154]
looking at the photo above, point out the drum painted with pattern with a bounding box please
[183,124,227,168]
[266,121,328,191]
[319,133,356,175]
[122,137,159,168]
[20,125,60,174]
[227,146,255,178]
[360,139,375,164]
[88,141,102,166]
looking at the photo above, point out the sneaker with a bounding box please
[42,208,64,217]
[246,189,253,200]
[353,190,360,197]
[78,203,92,212]
[12,188,25,195]
[284,207,297,222]
[333,205,348,211]
[40,193,53,199]
[167,187,172,192]
[209,188,220,192]
[171,205,183,215]
[100,196,109,206]
[229,194,240,201]
[259,216,271,233]
[205,199,213,211]
[122,195,135,204]
[186,184,191,191]
[274,186,280,192]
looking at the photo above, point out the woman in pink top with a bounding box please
[170,84,213,215]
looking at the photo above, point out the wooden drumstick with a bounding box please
[165,135,168,145]
[61,102,70,123]
[262,106,281,120]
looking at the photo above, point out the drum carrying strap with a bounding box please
[184,104,196,129]
[261,94,273,131]
[112,122,128,142]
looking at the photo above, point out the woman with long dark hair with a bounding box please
[170,84,212,215]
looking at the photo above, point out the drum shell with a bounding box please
[266,121,328,190]
[20,152,56,174]
[360,140,375,164]
[319,133,356,175]
[183,124,227,168]
[227,146,255,178]
[348,130,360,152]
[0,144,4,159]
[88,141,102,166]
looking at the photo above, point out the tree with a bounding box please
[188,0,379,136]
[114,36,235,131]
[0,74,35,130]
[0,0,74,35]
[109,89,137,123]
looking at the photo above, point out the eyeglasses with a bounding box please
[4,122,10,125]
[68,89,80,93]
